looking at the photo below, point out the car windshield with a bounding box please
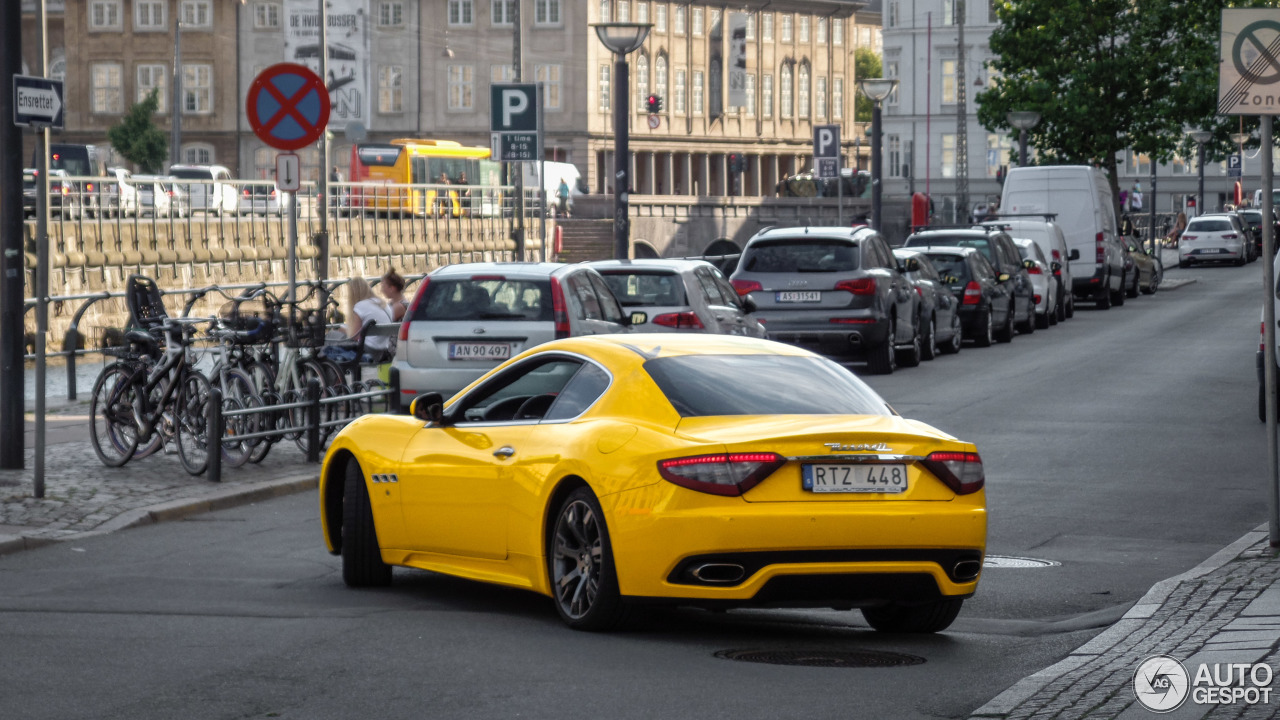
[643,354,891,417]
[599,271,687,307]
[906,235,996,265]
[925,254,971,283]
[742,240,859,273]
[169,168,214,180]
[416,278,552,322]
[1187,220,1232,232]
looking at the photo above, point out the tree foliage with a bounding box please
[107,89,167,173]
[854,47,882,122]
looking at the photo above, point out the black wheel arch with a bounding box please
[324,449,358,555]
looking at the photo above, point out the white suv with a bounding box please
[392,262,633,407]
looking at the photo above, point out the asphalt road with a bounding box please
[0,260,1269,720]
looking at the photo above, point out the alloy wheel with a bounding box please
[552,499,604,620]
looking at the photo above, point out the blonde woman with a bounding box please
[344,277,393,357]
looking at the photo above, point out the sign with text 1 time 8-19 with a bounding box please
[1218,9,1280,115]
[247,63,331,151]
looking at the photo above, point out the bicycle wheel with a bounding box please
[132,379,166,460]
[362,379,389,414]
[175,370,213,476]
[90,363,141,467]
[246,391,274,464]
[245,359,276,397]
[217,367,259,469]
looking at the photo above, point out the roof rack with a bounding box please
[984,212,1059,220]
[910,224,999,232]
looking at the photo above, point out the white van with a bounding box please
[1001,166,1128,309]
[981,218,1074,320]
[168,164,239,215]
[522,161,583,217]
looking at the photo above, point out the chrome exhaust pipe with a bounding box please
[953,560,982,582]
[690,563,746,584]
[847,334,863,345]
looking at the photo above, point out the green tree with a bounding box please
[107,88,167,173]
[854,47,882,122]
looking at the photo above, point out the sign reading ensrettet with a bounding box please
[1219,9,1280,115]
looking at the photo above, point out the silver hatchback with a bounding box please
[392,262,632,407]
[589,258,766,337]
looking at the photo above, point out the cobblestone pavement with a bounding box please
[971,528,1280,719]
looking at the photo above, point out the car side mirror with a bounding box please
[740,295,758,313]
[1022,259,1035,270]
[998,273,1012,283]
[904,258,920,273]
[411,392,445,425]
[1068,249,1081,261]
[1050,261,1062,272]
[626,311,647,326]
[945,275,959,284]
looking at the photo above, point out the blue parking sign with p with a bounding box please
[814,125,840,179]
[1229,153,1243,177]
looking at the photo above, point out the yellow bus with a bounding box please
[348,139,502,216]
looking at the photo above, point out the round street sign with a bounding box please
[246,63,331,151]
[648,114,661,130]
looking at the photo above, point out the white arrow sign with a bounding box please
[13,75,64,128]
[276,153,300,192]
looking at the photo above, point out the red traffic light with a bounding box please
[646,94,663,113]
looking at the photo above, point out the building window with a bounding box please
[781,14,792,42]
[535,0,561,25]
[815,76,826,120]
[941,59,957,104]
[833,77,843,119]
[799,16,809,43]
[745,73,756,116]
[943,0,957,25]
[693,70,704,115]
[889,135,902,177]
[491,64,514,83]
[762,73,773,119]
[491,0,515,25]
[88,0,121,30]
[182,143,214,165]
[536,64,562,110]
[137,64,167,111]
[655,4,666,32]
[183,64,212,114]
[253,2,280,29]
[636,54,649,112]
[816,18,826,43]
[674,6,685,35]
[941,134,956,178]
[833,19,843,45]
[180,1,211,28]
[379,65,403,113]
[888,0,900,27]
[762,13,773,41]
[692,8,703,36]
[674,69,686,115]
[449,0,473,26]
[91,63,122,113]
[989,134,1013,177]
[598,0,610,22]
[618,0,629,23]
[746,14,755,40]
[50,57,66,82]
[135,1,164,30]
[887,61,900,106]
[254,148,274,173]
[780,64,792,118]
[598,64,611,112]
[988,0,998,23]
[378,2,405,27]
[797,64,810,119]
[636,2,647,25]
[448,65,474,110]
[655,55,668,103]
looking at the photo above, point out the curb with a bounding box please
[0,473,318,557]
[969,523,1271,718]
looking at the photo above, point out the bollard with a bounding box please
[207,386,222,482]
[389,366,401,414]
[306,378,322,463]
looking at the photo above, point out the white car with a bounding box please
[589,259,766,337]
[980,217,1074,321]
[1179,215,1247,267]
[103,167,139,218]
[1012,238,1057,328]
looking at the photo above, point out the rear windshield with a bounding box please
[169,168,214,180]
[643,355,891,417]
[742,240,859,273]
[925,254,971,283]
[599,271,686,307]
[1187,220,1232,232]
[415,278,552,322]
[1241,212,1262,224]
[905,235,996,265]
[49,147,93,176]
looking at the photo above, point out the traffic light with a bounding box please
[646,94,663,113]
[996,165,1007,185]
[728,153,745,173]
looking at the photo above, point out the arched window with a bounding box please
[797,63,810,119]
[182,143,215,165]
[780,64,793,118]
[50,54,66,81]
[655,54,668,101]
[636,54,649,112]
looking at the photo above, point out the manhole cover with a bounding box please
[714,649,926,668]
[983,555,1060,568]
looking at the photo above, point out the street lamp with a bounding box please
[593,22,652,259]
[858,78,897,232]
[1007,110,1041,167]
[1187,129,1213,216]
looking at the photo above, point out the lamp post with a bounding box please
[1188,129,1213,216]
[593,22,652,259]
[1007,110,1041,167]
[858,78,897,232]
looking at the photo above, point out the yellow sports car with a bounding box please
[319,334,986,632]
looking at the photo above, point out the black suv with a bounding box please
[903,228,1036,336]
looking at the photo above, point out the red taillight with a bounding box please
[550,275,570,339]
[1181,235,1197,240]
[962,281,982,305]
[470,275,507,282]
[59,185,69,196]
[270,189,277,198]
[1224,233,1239,240]
[652,311,704,329]
[400,277,430,342]
[85,182,94,192]
[1051,249,1061,262]
[829,317,875,324]
[1026,264,1042,275]
[732,279,762,296]
[921,451,985,494]
[1034,294,1042,304]
[243,188,252,196]
[835,278,877,295]
[657,452,785,496]
[1096,233,1106,263]
[914,285,923,297]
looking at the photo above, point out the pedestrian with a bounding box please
[436,171,452,216]
[379,268,408,322]
[344,277,394,361]
[557,177,571,218]
[1119,213,1135,238]
[1166,211,1187,248]
[329,165,342,208]
[1130,182,1144,212]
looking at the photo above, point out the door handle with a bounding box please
[493,446,516,459]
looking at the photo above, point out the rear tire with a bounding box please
[1112,273,1126,306]
[897,319,922,368]
[1035,312,1050,330]
[866,319,897,375]
[974,308,994,348]
[1097,282,1112,310]
[862,598,964,634]
[342,458,393,587]
[1126,271,1140,298]
[920,315,938,361]
[1066,294,1075,318]
[994,304,1015,343]
[549,487,633,631]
